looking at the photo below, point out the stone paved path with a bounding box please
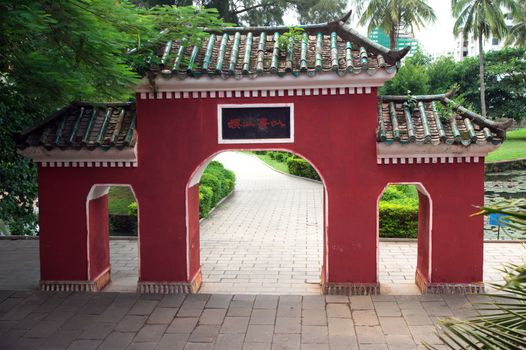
[0,152,524,295]
[0,290,498,349]
[1,239,523,295]
[199,152,323,295]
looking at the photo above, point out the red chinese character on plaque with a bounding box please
[227,118,241,129]
[271,120,286,128]
[258,117,269,129]
[242,120,256,128]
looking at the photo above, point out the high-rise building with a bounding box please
[454,13,514,61]
[368,27,419,56]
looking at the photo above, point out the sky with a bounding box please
[284,0,457,56]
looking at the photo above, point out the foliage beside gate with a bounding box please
[126,161,236,227]
[379,185,419,238]
[199,161,236,218]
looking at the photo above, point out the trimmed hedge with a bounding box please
[109,214,137,236]
[287,158,320,180]
[128,160,236,223]
[379,202,418,238]
[198,161,236,219]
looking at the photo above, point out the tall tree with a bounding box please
[0,0,223,234]
[133,0,348,25]
[353,0,436,50]
[506,2,526,48]
[452,0,520,117]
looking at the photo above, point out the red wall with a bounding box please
[37,89,485,287]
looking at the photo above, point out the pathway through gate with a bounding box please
[199,152,324,295]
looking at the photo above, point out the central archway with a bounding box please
[186,149,329,294]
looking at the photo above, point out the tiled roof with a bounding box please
[17,102,136,151]
[150,12,409,79]
[377,91,512,146]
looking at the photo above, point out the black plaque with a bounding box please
[220,106,292,141]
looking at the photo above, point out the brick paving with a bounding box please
[0,151,524,348]
[200,152,323,295]
[0,290,499,349]
[0,153,524,295]
[0,239,523,295]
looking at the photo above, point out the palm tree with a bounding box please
[506,2,526,48]
[425,199,526,350]
[353,0,436,50]
[451,0,520,117]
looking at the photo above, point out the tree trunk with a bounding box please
[390,24,396,50]
[478,32,487,117]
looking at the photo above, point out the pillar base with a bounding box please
[137,270,202,294]
[40,268,111,292]
[323,282,380,295]
[416,271,484,294]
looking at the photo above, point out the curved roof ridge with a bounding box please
[379,89,512,133]
[16,101,137,151]
[205,10,409,67]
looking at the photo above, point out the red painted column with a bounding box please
[427,164,485,292]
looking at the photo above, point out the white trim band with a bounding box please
[138,87,374,100]
[376,143,499,165]
[376,156,482,165]
[18,145,138,168]
[40,160,138,168]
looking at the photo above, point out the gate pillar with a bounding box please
[136,183,202,293]
[417,174,485,293]
[323,181,379,295]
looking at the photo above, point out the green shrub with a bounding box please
[198,161,236,218]
[254,150,267,155]
[128,202,137,217]
[287,158,320,180]
[379,202,418,238]
[200,173,221,206]
[109,214,137,236]
[199,185,214,218]
[125,159,235,222]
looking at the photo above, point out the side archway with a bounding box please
[376,182,433,293]
[86,184,140,291]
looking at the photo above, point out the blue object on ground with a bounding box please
[489,213,508,227]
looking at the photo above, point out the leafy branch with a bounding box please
[277,27,304,52]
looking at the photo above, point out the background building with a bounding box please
[368,27,419,57]
[454,13,514,61]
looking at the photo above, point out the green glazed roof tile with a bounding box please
[271,32,280,73]
[256,32,266,73]
[377,91,511,147]
[215,33,229,73]
[242,32,253,75]
[17,102,136,152]
[228,32,241,74]
[150,15,411,79]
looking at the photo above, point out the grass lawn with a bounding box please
[253,153,290,174]
[486,128,526,163]
[108,187,135,215]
